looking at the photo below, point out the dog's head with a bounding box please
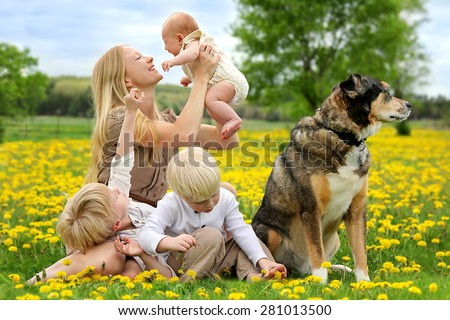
[337,74,411,124]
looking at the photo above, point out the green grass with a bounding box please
[0,118,448,301]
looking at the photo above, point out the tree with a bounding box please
[231,0,428,119]
[0,43,48,118]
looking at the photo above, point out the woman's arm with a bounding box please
[196,123,239,150]
[143,43,218,147]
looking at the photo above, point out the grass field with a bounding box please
[0,117,449,300]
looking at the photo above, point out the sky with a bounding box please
[1,0,449,98]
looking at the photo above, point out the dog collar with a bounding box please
[333,131,366,147]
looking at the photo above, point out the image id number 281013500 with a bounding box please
[259,304,332,316]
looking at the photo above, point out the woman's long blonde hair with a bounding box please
[85,45,160,183]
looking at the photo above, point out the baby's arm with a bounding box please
[162,40,200,72]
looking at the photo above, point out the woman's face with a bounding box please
[123,46,163,88]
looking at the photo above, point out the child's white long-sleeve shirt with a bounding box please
[139,187,267,267]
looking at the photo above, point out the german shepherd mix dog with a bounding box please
[252,74,411,283]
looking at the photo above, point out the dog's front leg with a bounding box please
[301,211,328,283]
[344,179,370,282]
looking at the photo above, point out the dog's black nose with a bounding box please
[405,102,412,109]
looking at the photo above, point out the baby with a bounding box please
[161,12,249,140]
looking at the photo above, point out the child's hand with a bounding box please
[124,88,144,113]
[157,234,197,253]
[180,76,192,87]
[114,235,145,257]
[258,258,288,279]
[161,59,174,72]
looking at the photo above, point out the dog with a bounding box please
[252,74,411,283]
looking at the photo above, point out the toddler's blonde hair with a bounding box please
[167,147,220,201]
[56,183,116,252]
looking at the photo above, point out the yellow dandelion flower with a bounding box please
[39,285,52,293]
[8,246,18,252]
[377,294,388,300]
[97,286,107,293]
[9,274,20,283]
[62,259,72,266]
[251,275,261,283]
[383,262,394,270]
[417,240,427,247]
[214,287,222,295]
[329,280,342,289]
[431,238,440,244]
[437,262,447,268]
[228,292,246,300]
[126,282,135,289]
[186,269,197,280]
[342,256,351,262]
[47,292,60,299]
[429,283,438,293]
[14,284,24,289]
[272,282,284,290]
[61,290,73,298]
[435,251,445,258]
[395,256,407,265]
[321,261,332,269]
[294,286,306,294]
[165,291,180,299]
[4,238,13,246]
[22,243,31,249]
[408,286,422,295]
[121,294,132,300]
[413,233,422,241]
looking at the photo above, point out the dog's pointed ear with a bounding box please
[340,74,365,99]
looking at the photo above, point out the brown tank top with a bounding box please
[97,107,177,207]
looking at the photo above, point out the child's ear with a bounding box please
[113,220,121,231]
[177,33,184,44]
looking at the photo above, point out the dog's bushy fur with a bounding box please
[252,74,411,283]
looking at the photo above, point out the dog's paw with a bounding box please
[330,264,352,273]
[354,268,370,282]
[312,267,328,284]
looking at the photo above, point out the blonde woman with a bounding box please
[28,43,238,283]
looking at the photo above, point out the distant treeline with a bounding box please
[37,76,450,122]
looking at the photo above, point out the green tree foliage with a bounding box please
[232,0,428,119]
[0,43,49,118]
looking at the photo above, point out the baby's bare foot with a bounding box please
[221,118,241,140]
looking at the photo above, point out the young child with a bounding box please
[27,88,171,284]
[114,147,287,282]
[161,12,249,141]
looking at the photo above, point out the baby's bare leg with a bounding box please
[205,82,242,140]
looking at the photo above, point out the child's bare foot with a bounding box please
[221,118,241,140]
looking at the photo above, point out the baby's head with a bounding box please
[162,12,199,38]
[56,183,117,252]
[167,147,221,212]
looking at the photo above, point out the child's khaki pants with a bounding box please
[166,227,275,282]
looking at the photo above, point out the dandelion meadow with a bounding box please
[0,124,449,300]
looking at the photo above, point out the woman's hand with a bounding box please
[189,43,219,81]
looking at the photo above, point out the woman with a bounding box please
[28,43,238,283]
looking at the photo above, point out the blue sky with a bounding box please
[1,0,448,97]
